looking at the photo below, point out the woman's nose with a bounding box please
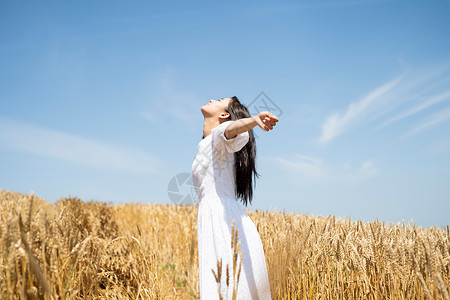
[210,99,214,103]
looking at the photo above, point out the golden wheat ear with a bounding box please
[230,220,243,300]
[212,257,224,300]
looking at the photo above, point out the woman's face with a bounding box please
[201,97,233,118]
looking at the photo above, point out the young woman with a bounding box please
[192,96,279,299]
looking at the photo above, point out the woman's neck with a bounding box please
[202,118,219,138]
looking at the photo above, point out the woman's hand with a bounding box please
[254,111,279,132]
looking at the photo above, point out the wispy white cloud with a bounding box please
[275,154,379,185]
[400,106,450,139]
[0,117,161,174]
[141,66,203,128]
[380,90,450,128]
[318,64,450,145]
[344,160,380,183]
[140,111,156,123]
[275,154,329,179]
[403,74,450,102]
[318,75,403,144]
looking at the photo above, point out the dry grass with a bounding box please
[0,189,449,299]
[212,221,243,300]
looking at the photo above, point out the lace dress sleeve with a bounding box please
[211,120,250,154]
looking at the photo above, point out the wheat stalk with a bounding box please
[1,189,449,299]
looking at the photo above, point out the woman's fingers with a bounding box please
[258,111,279,131]
[268,114,279,122]
[263,118,277,127]
[262,119,274,130]
[266,116,279,125]
[268,119,277,126]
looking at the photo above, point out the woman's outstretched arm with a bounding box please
[224,111,279,140]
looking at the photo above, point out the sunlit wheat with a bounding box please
[0,190,448,299]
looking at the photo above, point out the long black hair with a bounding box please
[225,96,260,206]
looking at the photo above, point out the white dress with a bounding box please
[191,120,272,300]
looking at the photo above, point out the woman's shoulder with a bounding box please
[213,120,233,131]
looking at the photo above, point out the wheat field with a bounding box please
[0,189,449,299]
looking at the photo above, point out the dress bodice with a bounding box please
[191,120,250,201]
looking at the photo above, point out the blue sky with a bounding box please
[1,0,449,228]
